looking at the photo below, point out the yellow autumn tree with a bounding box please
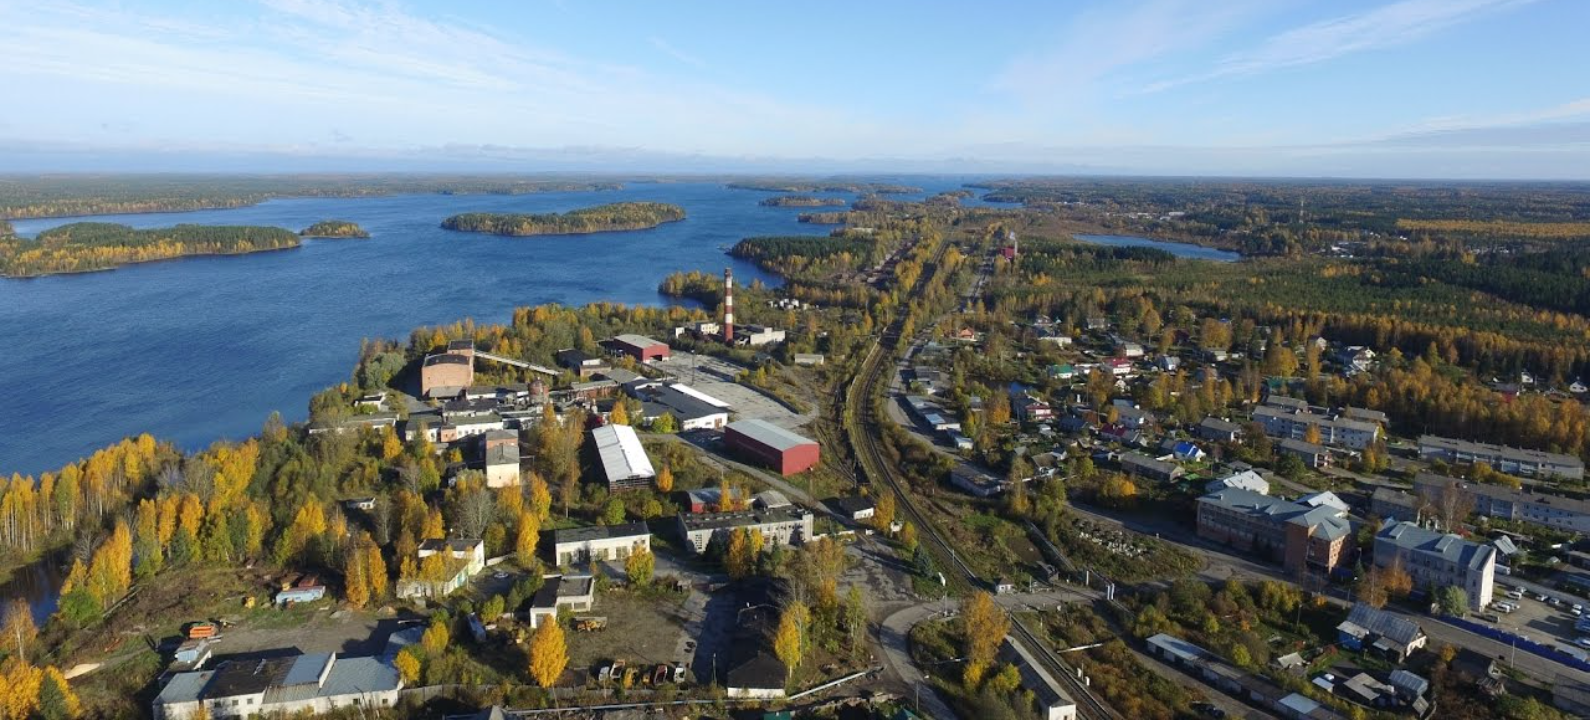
[656,465,674,493]
[773,602,807,680]
[960,591,1009,688]
[516,513,540,562]
[364,543,388,601]
[0,657,43,720]
[37,664,79,719]
[725,529,753,579]
[394,648,422,685]
[610,402,629,426]
[527,473,552,521]
[527,618,567,688]
[344,546,369,608]
[422,507,445,540]
[872,492,896,532]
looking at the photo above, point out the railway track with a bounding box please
[841,240,1122,719]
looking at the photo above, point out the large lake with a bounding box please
[1074,233,1240,262]
[1,179,992,475]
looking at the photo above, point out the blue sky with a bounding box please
[2,0,1587,178]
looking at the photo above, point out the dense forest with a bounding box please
[758,195,847,207]
[973,178,1590,256]
[299,220,370,238]
[440,202,685,236]
[0,222,301,277]
[0,175,624,219]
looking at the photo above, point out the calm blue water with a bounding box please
[1,179,986,475]
[1073,233,1241,262]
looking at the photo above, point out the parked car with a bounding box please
[1479,612,1502,623]
[1507,590,1525,600]
[1573,604,1584,617]
[1575,637,1590,649]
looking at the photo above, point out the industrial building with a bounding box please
[998,635,1078,720]
[734,324,786,347]
[551,522,652,567]
[632,383,730,430]
[152,652,403,720]
[590,423,655,491]
[524,574,595,628]
[724,419,820,475]
[677,507,814,554]
[420,341,475,399]
[606,334,671,363]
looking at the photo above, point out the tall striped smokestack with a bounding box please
[723,267,735,344]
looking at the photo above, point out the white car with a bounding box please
[1576,637,1590,650]
[1573,604,1584,616]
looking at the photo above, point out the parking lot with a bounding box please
[1481,585,1589,653]
[656,351,808,430]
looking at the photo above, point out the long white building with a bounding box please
[591,423,655,491]
[1375,520,1496,610]
[153,652,401,720]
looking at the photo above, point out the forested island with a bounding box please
[0,222,301,277]
[299,220,370,238]
[0,175,624,219]
[440,202,686,236]
[728,180,920,194]
[758,195,847,208]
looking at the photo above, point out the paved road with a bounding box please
[878,589,1097,720]
[1063,500,1590,687]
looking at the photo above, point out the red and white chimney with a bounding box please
[722,267,735,344]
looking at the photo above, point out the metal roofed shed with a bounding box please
[724,419,820,475]
[591,423,655,491]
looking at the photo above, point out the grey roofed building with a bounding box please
[1387,669,1429,699]
[1343,406,1388,425]
[1415,471,1590,533]
[1338,603,1426,654]
[1375,520,1497,609]
[1206,469,1269,495]
[1277,438,1331,467]
[1196,416,1244,442]
[1119,452,1183,482]
[1264,395,1310,411]
[552,521,650,547]
[153,652,402,720]
[1371,486,1421,522]
[1417,434,1585,479]
[633,384,727,427]
[723,418,815,452]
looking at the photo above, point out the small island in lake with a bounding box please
[759,195,847,208]
[300,220,370,238]
[440,202,686,236]
[0,222,301,278]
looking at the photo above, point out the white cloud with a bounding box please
[1141,0,1539,93]
[992,0,1265,103]
[649,36,708,70]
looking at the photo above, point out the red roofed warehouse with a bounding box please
[608,334,672,363]
[724,419,820,476]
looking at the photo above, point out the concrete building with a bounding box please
[1375,520,1496,610]
[551,522,651,567]
[590,424,655,492]
[734,324,786,347]
[724,419,821,475]
[606,334,671,363]
[677,507,814,554]
[153,652,402,720]
[998,636,1078,720]
[1197,488,1351,576]
[525,574,595,628]
[1417,434,1584,480]
[834,496,876,522]
[1414,472,1590,533]
[1371,487,1422,523]
[482,430,520,488]
[556,348,608,378]
[1253,405,1381,450]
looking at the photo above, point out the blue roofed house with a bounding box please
[1336,603,1427,662]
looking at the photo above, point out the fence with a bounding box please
[1438,615,1590,673]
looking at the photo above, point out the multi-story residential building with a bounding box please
[676,507,814,554]
[1253,405,1381,450]
[1417,434,1584,480]
[1277,438,1331,469]
[1197,488,1351,576]
[1414,472,1590,533]
[1374,520,1496,610]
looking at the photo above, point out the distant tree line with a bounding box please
[0,222,300,277]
